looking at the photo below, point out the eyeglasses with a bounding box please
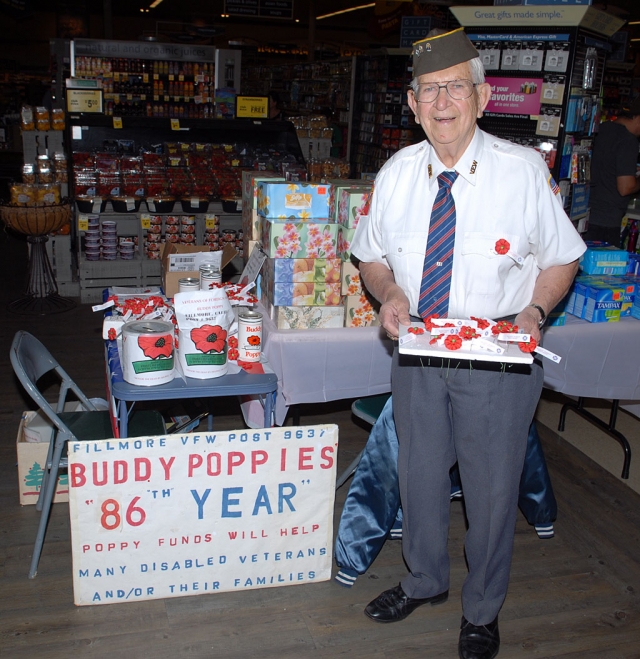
[412,79,478,104]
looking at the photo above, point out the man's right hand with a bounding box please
[380,290,411,340]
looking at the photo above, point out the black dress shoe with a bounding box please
[364,583,448,623]
[458,616,500,659]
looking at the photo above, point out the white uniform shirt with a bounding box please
[351,128,587,319]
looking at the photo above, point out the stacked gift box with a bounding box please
[331,181,378,328]
[257,180,346,328]
[564,243,634,323]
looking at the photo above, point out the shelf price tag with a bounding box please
[171,118,180,130]
[205,215,219,230]
[140,214,151,230]
[168,74,174,81]
[153,73,159,80]
[78,215,89,232]
[143,73,149,83]
[113,116,123,129]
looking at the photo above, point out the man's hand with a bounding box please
[514,306,542,344]
[380,290,412,340]
[358,261,411,339]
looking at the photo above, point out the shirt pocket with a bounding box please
[460,231,522,295]
[385,231,427,276]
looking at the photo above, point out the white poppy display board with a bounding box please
[68,425,338,606]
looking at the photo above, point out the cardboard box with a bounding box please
[257,181,333,220]
[262,280,342,307]
[341,260,364,296]
[261,218,338,259]
[161,243,237,298]
[338,226,357,262]
[241,172,285,260]
[345,294,380,327]
[338,188,372,229]
[264,258,342,284]
[17,412,69,505]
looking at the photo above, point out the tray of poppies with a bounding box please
[398,316,535,364]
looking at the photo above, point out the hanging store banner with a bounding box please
[485,76,542,115]
[73,39,216,63]
[68,424,338,606]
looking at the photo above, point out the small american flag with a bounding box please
[548,175,560,197]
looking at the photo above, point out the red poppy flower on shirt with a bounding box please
[247,335,261,346]
[495,238,510,255]
[191,325,227,354]
[138,334,173,359]
[519,338,537,353]
[444,334,463,350]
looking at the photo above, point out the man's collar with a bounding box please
[426,127,483,187]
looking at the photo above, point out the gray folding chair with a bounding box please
[10,330,165,578]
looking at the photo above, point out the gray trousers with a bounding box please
[392,349,544,625]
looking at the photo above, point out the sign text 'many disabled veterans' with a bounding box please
[68,424,338,606]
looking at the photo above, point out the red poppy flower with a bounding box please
[247,335,261,347]
[459,325,478,341]
[470,316,490,330]
[407,326,425,335]
[228,336,238,349]
[191,325,228,354]
[429,337,438,345]
[138,333,173,359]
[108,328,117,341]
[495,238,510,255]
[423,314,440,331]
[444,335,463,350]
[519,338,537,353]
[492,320,513,335]
[228,347,239,361]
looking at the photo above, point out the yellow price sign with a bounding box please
[236,96,268,119]
[143,74,149,83]
[153,73,159,80]
[205,215,219,229]
[168,74,174,81]
[113,116,123,129]
[140,214,151,230]
[171,118,180,130]
[78,215,89,232]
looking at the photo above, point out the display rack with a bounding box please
[349,50,422,178]
[67,114,305,303]
[451,5,626,231]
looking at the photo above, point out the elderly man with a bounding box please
[350,28,586,659]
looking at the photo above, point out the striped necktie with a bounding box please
[418,170,459,320]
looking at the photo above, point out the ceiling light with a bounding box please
[150,0,163,8]
[317,3,375,20]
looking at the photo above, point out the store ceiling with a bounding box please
[29,1,640,52]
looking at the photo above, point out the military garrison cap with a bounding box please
[412,27,479,78]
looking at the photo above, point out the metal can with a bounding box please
[178,277,200,292]
[238,309,262,362]
[200,264,222,290]
[121,320,175,386]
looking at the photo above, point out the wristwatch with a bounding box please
[527,303,547,328]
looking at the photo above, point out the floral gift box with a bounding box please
[337,188,372,229]
[262,280,343,307]
[264,257,342,284]
[257,181,333,220]
[341,260,364,296]
[344,294,380,328]
[327,181,372,223]
[261,218,339,259]
[337,226,357,262]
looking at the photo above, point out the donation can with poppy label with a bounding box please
[121,320,175,386]
[238,309,262,362]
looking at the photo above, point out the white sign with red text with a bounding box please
[68,425,338,606]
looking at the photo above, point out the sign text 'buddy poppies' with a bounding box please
[68,425,338,606]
